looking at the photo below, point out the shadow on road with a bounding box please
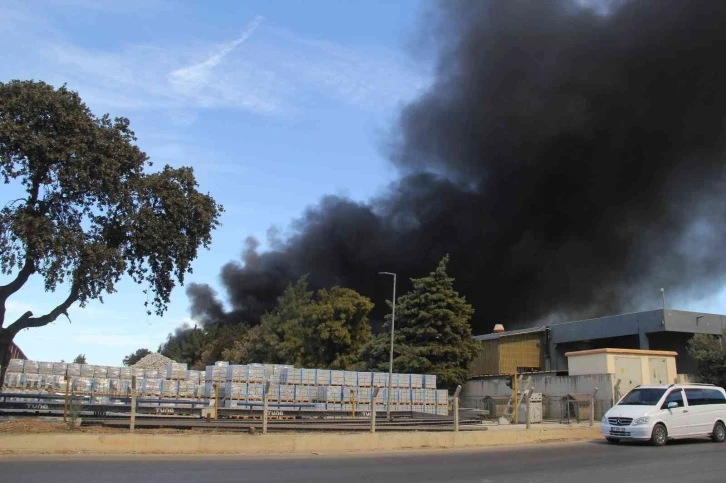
[587,438,714,447]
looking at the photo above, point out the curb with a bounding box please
[0,426,601,455]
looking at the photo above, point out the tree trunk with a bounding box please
[0,329,13,390]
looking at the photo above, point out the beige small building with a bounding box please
[565,348,678,397]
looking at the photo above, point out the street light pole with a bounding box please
[379,271,396,421]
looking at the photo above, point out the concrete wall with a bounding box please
[0,427,602,455]
[462,373,615,402]
[462,373,615,420]
[567,352,609,376]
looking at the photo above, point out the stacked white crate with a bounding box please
[23,360,40,374]
[73,377,92,393]
[279,384,295,401]
[141,378,161,396]
[357,371,372,387]
[300,369,316,385]
[224,382,247,399]
[52,362,68,376]
[38,361,53,375]
[2,357,440,416]
[343,371,358,387]
[330,370,345,386]
[66,363,82,377]
[226,365,247,381]
[93,366,108,378]
[206,364,227,382]
[373,372,388,388]
[248,364,265,382]
[167,363,188,380]
[280,367,301,384]
[247,383,264,400]
[295,385,315,402]
[144,369,159,379]
[178,380,197,398]
[423,374,437,389]
[316,386,341,402]
[8,359,24,373]
[316,369,331,385]
[161,380,178,397]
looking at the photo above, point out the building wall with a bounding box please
[567,352,609,376]
[469,340,499,376]
[499,332,544,374]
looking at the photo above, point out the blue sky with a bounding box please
[0,0,433,365]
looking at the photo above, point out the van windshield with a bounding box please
[618,388,667,406]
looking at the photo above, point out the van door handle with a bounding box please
[683,410,689,413]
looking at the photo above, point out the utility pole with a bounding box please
[661,288,666,310]
[379,271,396,421]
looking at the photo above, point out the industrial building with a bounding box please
[469,309,725,377]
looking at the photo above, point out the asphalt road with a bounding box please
[1,439,724,483]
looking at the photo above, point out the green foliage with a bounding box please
[73,353,87,364]
[363,255,477,389]
[155,276,374,371]
[687,331,726,388]
[122,348,152,366]
[159,326,208,366]
[208,277,374,370]
[0,79,222,383]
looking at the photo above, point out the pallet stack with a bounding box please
[1,358,450,415]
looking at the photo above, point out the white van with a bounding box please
[601,383,726,446]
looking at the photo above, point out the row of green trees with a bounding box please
[145,256,479,388]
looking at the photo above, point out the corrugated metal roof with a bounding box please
[472,326,547,341]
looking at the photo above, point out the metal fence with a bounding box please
[461,394,612,423]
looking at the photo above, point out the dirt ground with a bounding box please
[0,418,214,435]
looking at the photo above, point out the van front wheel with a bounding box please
[712,421,726,443]
[650,423,668,447]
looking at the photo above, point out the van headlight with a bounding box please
[602,415,608,424]
[632,417,650,426]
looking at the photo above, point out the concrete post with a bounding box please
[351,389,356,419]
[513,374,519,424]
[525,388,533,429]
[590,387,599,427]
[263,380,271,435]
[130,375,137,433]
[370,388,380,433]
[453,385,462,432]
[63,371,70,423]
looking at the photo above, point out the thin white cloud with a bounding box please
[169,15,265,95]
[1,2,430,118]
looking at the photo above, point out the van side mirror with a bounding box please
[667,401,679,409]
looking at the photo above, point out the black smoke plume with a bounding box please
[186,0,726,336]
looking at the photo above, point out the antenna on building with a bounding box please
[661,287,666,310]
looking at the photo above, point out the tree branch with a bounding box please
[6,284,80,336]
[0,256,35,300]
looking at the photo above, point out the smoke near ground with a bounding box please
[187,0,726,335]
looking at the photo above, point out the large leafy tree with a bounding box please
[364,255,478,388]
[223,277,374,369]
[687,331,726,388]
[0,80,223,384]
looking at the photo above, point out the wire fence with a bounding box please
[461,394,613,423]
